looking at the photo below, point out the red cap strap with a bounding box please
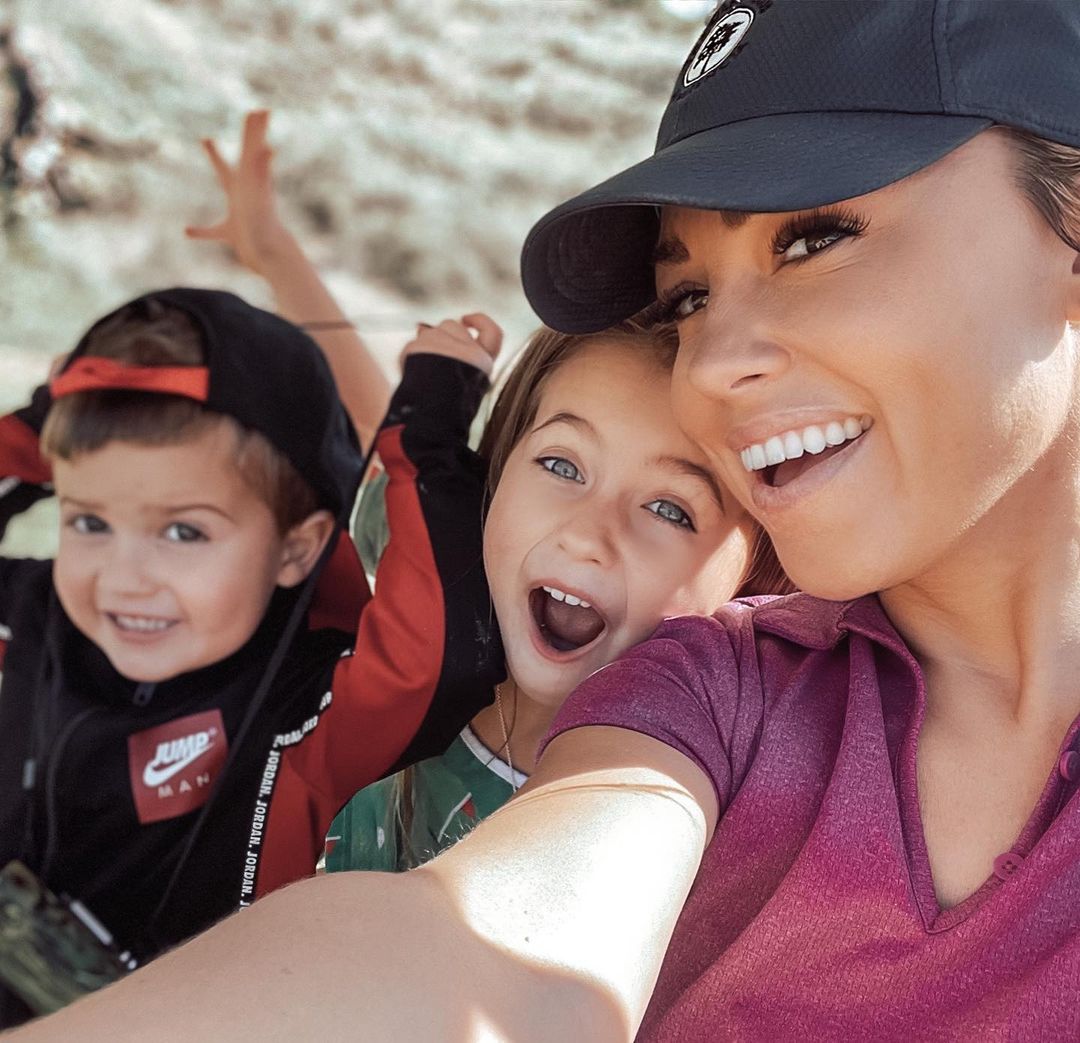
[50,357,210,402]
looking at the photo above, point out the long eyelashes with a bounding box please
[770,206,868,257]
[654,206,869,324]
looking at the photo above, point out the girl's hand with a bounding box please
[185,109,293,275]
[400,313,503,378]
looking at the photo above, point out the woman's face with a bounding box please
[483,337,754,707]
[656,131,1080,599]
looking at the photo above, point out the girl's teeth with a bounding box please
[740,415,872,473]
[541,585,592,610]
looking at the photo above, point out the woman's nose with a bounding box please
[679,295,791,402]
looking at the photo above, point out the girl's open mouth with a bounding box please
[529,586,606,654]
[741,416,871,489]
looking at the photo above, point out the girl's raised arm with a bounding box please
[12,726,717,1042]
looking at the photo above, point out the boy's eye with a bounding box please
[644,499,695,532]
[537,457,584,483]
[69,513,108,535]
[163,522,206,543]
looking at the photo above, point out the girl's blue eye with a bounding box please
[163,522,206,543]
[538,456,584,483]
[645,499,695,531]
[70,514,108,535]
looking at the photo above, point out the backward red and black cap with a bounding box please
[52,287,363,520]
[522,0,1080,334]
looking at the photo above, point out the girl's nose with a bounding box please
[556,503,619,568]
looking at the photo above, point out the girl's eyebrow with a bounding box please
[531,411,597,437]
[654,455,727,514]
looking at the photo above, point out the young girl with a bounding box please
[326,315,790,873]
[189,112,790,876]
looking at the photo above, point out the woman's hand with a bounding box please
[185,109,294,275]
[400,313,503,378]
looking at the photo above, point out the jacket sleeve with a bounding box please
[0,384,53,543]
[251,354,505,897]
[0,385,54,664]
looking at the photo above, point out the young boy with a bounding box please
[0,287,502,1026]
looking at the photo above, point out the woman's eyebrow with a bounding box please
[531,411,597,437]
[653,210,753,266]
[654,455,727,514]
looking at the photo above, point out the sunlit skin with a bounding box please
[51,422,332,683]
[656,130,1080,905]
[477,338,755,770]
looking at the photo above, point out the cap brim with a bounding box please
[522,111,991,333]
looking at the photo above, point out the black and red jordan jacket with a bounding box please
[0,354,502,1024]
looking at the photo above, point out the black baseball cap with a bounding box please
[522,0,1080,334]
[52,287,363,520]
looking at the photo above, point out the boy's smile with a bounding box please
[52,423,294,683]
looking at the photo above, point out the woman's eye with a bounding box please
[163,522,206,543]
[538,457,584,483]
[772,209,868,265]
[69,513,108,535]
[780,230,845,262]
[659,287,708,323]
[644,499,695,531]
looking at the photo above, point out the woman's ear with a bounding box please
[276,510,336,588]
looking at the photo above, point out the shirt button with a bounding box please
[993,852,1024,881]
[1060,750,1080,782]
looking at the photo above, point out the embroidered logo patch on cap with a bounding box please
[683,3,760,87]
[127,709,227,824]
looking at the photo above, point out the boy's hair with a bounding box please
[41,300,319,534]
[477,317,794,599]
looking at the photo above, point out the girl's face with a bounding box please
[656,131,1080,599]
[483,338,754,707]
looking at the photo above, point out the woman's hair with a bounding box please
[1004,127,1080,252]
[41,300,318,534]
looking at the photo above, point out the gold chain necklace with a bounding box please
[494,683,518,793]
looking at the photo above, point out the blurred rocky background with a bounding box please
[0,0,715,554]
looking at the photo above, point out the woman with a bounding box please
[15,2,1080,1039]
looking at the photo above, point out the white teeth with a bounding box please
[803,426,827,454]
[739,415,872,473]
[824,421,846,446]
[542,586,592,610]
[114,614,173,633]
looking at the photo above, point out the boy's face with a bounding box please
[52,423,292,682]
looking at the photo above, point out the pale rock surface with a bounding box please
[0,0,713,554]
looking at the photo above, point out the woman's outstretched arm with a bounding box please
[10,727,717,1042]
